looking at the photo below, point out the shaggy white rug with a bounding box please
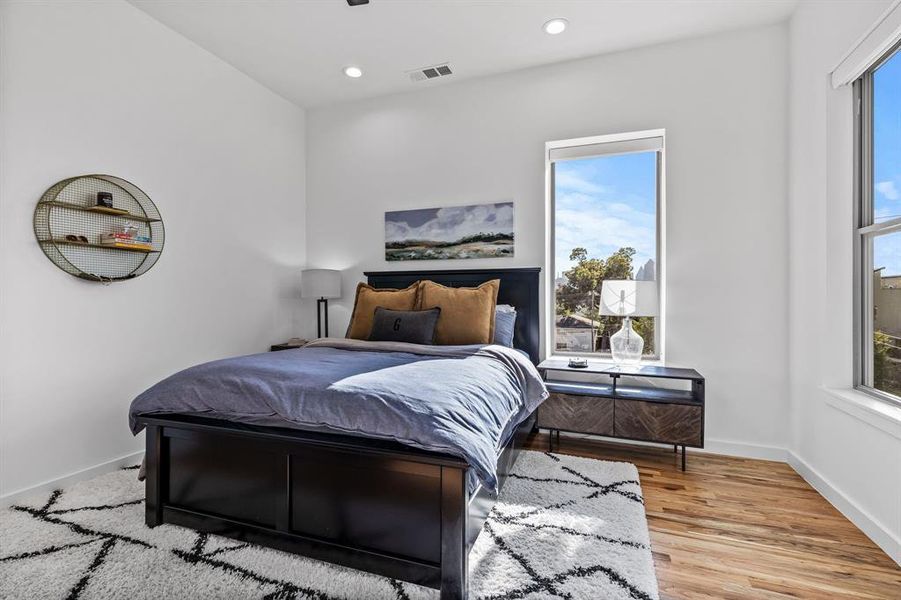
[0,451,658,600]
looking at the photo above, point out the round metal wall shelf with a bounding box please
[33,175,165,282]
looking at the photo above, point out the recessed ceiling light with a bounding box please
[543,18,567,35]
[343,66,363,78]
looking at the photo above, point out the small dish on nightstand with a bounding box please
[568,357,588,368]
[270,338,309,352]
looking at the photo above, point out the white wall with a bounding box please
[307,24,790,455]
[0,0,306,498]
[2,0,895,565]
[788,0,901,562]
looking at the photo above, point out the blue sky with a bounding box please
[554,152,656,277]
[875,49,901,276]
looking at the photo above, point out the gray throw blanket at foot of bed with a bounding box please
[129,339,548,491]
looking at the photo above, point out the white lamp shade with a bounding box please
[599,280,658,317]
[301,269,342,299]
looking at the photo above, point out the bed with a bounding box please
[133,267,542,600]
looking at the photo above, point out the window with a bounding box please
[855,43,901,402]
[547,131,663,357]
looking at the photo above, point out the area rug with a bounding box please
[0,451,658,599]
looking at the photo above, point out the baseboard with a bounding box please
[556,430,789,462]
[700,438,789,462]
[0,450,144,508]
[788,451,901,566]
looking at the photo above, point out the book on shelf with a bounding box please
[100,233,151,245]
[101,232,149,240]
[98,236,152,251]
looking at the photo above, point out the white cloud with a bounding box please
[386,203,513,243]
[554,191,656,273]
[555,170,610,195]
[876,180,899,201]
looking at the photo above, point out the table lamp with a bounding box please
[600,280,658,365]
[301,269,342,338]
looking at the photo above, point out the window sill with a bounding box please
[549,353,665,367]
[821,387,901,440]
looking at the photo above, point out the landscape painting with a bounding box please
[385,201,514,261]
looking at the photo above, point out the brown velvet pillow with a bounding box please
[418,279,500,345]
[346,282,420,340]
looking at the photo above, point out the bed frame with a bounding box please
[139,267,540,600]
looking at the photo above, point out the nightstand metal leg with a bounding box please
[681,445,686,471]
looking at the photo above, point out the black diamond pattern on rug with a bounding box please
[0,451,658,599]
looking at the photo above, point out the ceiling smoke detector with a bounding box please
[408,63,453,83]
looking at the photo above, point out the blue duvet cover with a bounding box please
[129,338,548,491]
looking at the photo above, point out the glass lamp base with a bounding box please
[610,317,644,366]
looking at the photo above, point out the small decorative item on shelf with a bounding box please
[568,357,588,368]
[33,174,165,282]
[96,191,113,208]
[86,192,130,216]
[600,280,658,366]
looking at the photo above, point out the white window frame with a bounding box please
[853,41,901,406]
[545,129,666,361]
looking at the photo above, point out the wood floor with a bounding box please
[522,433,900,599]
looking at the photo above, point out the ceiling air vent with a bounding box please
[408,63,453,83]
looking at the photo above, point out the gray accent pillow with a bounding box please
[369,307,442,345]
[494,305,517,347]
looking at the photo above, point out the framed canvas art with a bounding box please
[385,201,514,261]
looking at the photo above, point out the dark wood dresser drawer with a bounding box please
[614,399,703,446]
[538,393,614,436]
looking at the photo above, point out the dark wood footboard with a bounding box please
[139,412,534,600]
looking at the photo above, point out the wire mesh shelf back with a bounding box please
[33,175,165,282]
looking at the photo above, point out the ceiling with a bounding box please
[130,0,798,108]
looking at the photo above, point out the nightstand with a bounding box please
[537,358,705,470]
[270,338,309,351]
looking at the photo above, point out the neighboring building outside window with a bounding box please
[547,131,663,357]
[856,44,901,401]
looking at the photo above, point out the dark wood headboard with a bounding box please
[364,267,541,364]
